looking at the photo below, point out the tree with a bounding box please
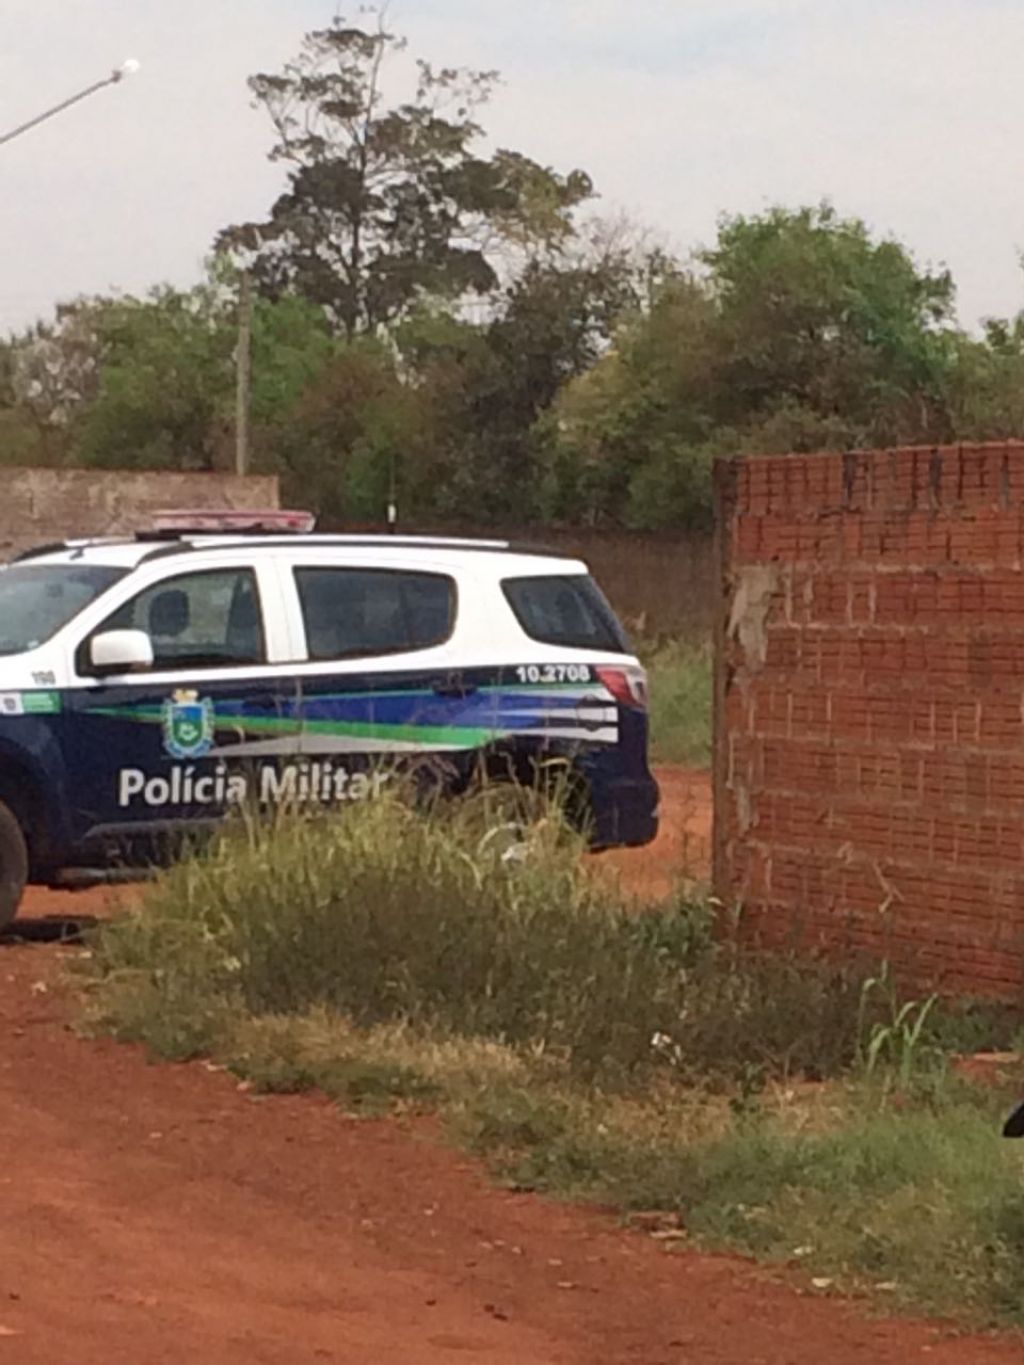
[702,203,958,447]
[540,276,720,528]
[217,12,592,338]
[72,288,234,470]
[947,315,1024,441]
[543,205,967,528]
[258,336,441,525]
[0,280,341,474]
[387,221,666,524]
[0,335,62,467]
[0,301,110,465]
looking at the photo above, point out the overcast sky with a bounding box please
[1,0,1022,333]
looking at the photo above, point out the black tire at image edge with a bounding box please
[0,800,29,932]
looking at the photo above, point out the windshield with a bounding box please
[0,563,127,657]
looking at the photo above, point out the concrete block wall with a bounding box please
[714,443,1024,997]
[0,469,280,560]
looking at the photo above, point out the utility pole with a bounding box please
[235,270,253,477]
[0,61,140,150]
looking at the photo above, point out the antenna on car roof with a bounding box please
[387,459,398,536]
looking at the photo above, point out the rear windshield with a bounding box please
[0,563,126,657]
[502,574,630,654]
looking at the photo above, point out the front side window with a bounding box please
[0,564,126,657]
[294,568,455,660]
[97,568,264,671]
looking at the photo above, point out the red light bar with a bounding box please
[151,509,317,535]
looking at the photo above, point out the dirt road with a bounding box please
[603,765,712,900]
[0,769,1019,1363]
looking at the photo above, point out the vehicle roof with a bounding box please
[9,534,588,578]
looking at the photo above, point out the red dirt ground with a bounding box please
[603,765,712,900]
[1,768,1019,1363]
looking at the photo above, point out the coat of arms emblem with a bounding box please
[162,690,215,760]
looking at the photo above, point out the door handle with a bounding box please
[431,674,478,700]
[248,696,286,712]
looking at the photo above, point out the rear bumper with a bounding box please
[588,773,660,850]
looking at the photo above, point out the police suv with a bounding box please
[0,511,659,927]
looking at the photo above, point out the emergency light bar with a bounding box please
[151,509,317,535]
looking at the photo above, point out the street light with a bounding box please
[0,60,141,150]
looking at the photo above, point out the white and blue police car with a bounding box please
[0,510,659,927]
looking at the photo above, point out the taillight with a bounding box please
[595,664,649,709]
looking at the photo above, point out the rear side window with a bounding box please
[502,575,630,654]
[295,568,455,660]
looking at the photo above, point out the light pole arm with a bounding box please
[0,66,136,150]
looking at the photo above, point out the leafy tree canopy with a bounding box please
[217,11,592,338]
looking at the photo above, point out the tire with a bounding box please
[0,800,28,933]
[471,782,568,864]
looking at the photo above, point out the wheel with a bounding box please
[0,800,28,933]
[470,782,568,864]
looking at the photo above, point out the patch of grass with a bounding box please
[223,1009,532,1109]
[78,792,1024,1331]
[640,636,712,768]
[450,1067,1024,1329]
[83,793,722,1080]
[81,792,880,1086]
[125,984,1024,1329]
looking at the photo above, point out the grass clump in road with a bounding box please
[80,791,1024,1330]
[639,636,712,768]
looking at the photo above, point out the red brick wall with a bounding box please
[0,469,280,561]
[714,443,1024,998]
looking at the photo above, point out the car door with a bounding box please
[281,557,489,801]
[62,557,299,858]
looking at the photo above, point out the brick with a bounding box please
[719,443,1024,1000]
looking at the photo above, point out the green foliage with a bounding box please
[1,283,344,475]
[702,203,957,445]
[447,1063,1024,1329]
[540,277,720,529]
[85,853,1024,1328]
[398,251,647,523]
[544,204,969,528]
[639,636,713,767]
[857,964,942,1092]
[256,335,424,523]
[75,289,234,470]
[85,793,704,1079]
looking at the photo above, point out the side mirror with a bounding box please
[88,629,154,675]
